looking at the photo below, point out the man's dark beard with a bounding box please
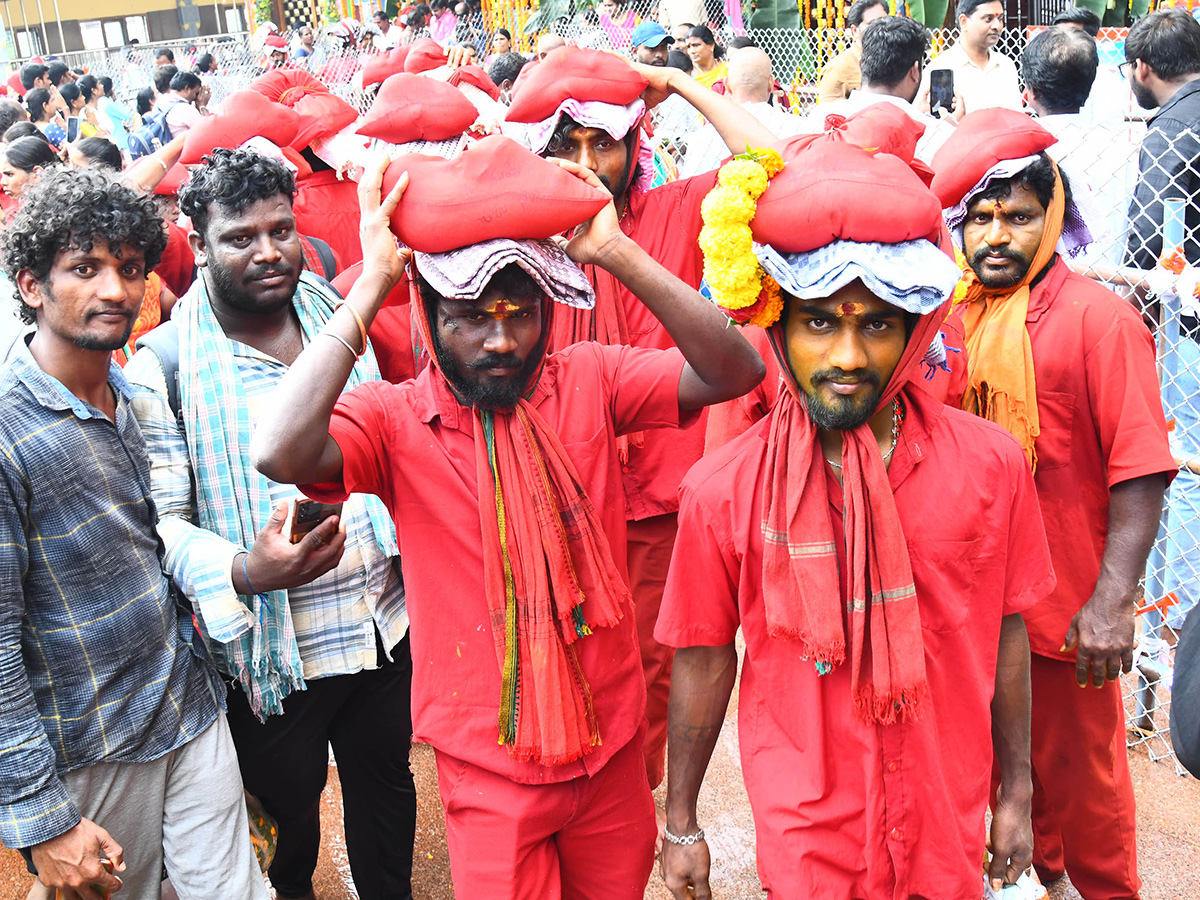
[802,367,883,430]
[74,312,136,352]
[969,244,1031,289]
[205,255,299,315]
[599,131,639,196]
[1130,77,1157,111]
[430,324,547,410]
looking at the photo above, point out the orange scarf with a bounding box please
[956,165,1066,471]
[761,302,949,724]
[411,274,629,765]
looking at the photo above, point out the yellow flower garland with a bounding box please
[700,147,786,328]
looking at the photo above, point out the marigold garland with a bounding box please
[1161,246,1187,275]
[952,248,970,303]
[700,146,786,327]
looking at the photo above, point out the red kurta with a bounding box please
[303,343,696,783]
[1004,258,1175,659]
[156,221,196,299]
[657,388,1055,900]
[293,169,364,270]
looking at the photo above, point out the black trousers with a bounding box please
[224,633,416,900]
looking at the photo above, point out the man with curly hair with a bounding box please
[0,169,267,899]
[124,148,415,900]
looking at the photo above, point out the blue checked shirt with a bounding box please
[0,335,222,849]
[124,338,407,684]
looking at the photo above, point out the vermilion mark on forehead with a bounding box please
[837,302,866,317]
[479,297,525,318]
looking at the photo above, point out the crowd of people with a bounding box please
[2,3,1200,900]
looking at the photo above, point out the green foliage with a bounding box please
[747,0,801,29]
[523,0,576,34]
[253,0,273,26]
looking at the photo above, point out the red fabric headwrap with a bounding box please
[504,45,648,124]
[929,108,1056,210]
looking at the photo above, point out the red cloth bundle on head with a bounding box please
[180,91,300,164]
[504,45,648,123]
[362,44,411,86]
[246,69,358,147]
[750,124,956,724]
[6,72,24,98]
[264,32,286,49]
[381,134,610,252]
[448,64,501,101]
[357,72,478,145]
[403,37,447,74]
[250,67,330,105]
[929,107,1056,210]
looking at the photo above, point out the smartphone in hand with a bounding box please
[289,498,343,544]
[930,69,954,118]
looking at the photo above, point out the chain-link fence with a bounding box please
[7,22,1192,774]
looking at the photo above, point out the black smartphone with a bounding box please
[66,115,80,142]
[930,69,954,117]
[290,498,343,544]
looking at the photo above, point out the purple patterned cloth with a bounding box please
[414,238,595,308]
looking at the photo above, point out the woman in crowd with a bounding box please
[598,0,637,49]
[75,76,110,141]
[0,135,58,205]
[686,24,726,88]
[57,82,101,140]
[137,87,157,118]
[68,136,123,171]
[24,87,66,151]
[96,76,136,153]
[484,27,512,67]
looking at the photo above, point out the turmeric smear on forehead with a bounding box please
[837,302,866,317]
[479,297,526,317]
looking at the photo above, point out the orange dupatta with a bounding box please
[956,163,1066,471]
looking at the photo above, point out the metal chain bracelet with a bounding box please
[662,825,706,846]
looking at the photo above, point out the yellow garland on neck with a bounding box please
[700,147,786,327]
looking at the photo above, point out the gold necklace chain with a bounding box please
[825,397,902,470]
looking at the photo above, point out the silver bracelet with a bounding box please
[318,330,359,359]
[663,825,705,846]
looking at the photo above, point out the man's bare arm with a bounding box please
[987,613,1033,890]
[251,161,410,486]
[634,63,778,155]
[661,643,738,900]
[1064,473,1168,686]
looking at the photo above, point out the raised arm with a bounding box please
[123,133,186,194]
[554,159,765,409]
[251,159,411,487]
[661,643,738,900]
[987,613,1033,891]
[633,62,777,158]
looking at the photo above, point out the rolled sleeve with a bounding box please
[125,351,254,645]
[301,380,396,506]
[656,474,743,648]
[0,459,81,849]
[1084,310,1177,489]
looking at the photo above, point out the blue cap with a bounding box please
[630,21,673,48]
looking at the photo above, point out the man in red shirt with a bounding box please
[507,46,779,788]
[657,137,1055,900]
[932,109,1176,900]
[251,144,764,898]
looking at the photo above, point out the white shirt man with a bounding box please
[921,0,1022,115]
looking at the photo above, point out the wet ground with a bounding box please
[4,701,1197,900]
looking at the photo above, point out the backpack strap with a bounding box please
[306,234,339,281]
[135,319,183,424]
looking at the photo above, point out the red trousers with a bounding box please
[1026,653,1141,900]
[434,729,657,900]
[627,512,679,789]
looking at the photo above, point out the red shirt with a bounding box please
[294,170,363,269]
[331,262,420,384]
[304,343,696,783]
[565,172,718,520]
[1001,259,1176,659]
[157,221,195,299]
[656,391,1055,900]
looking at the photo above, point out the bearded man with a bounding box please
[251,139,764,899]
[933,108,1176,900]
[657,134,1054,900]
[506,45,778,789]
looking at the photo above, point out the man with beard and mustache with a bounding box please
[509,44,778,796]
[0,170,266,900]
[251,139,764,899]
[631,21,674,66]
[658,137,1054,900]
[933,109,1176,900]
[124,148,418,900]
[921,0,1021,115]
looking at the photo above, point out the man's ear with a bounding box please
[188,228,208,267]
[16,269,45,312]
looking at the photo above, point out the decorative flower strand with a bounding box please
[699,146,786,329]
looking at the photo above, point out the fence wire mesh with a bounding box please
[15,25,1194,774]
